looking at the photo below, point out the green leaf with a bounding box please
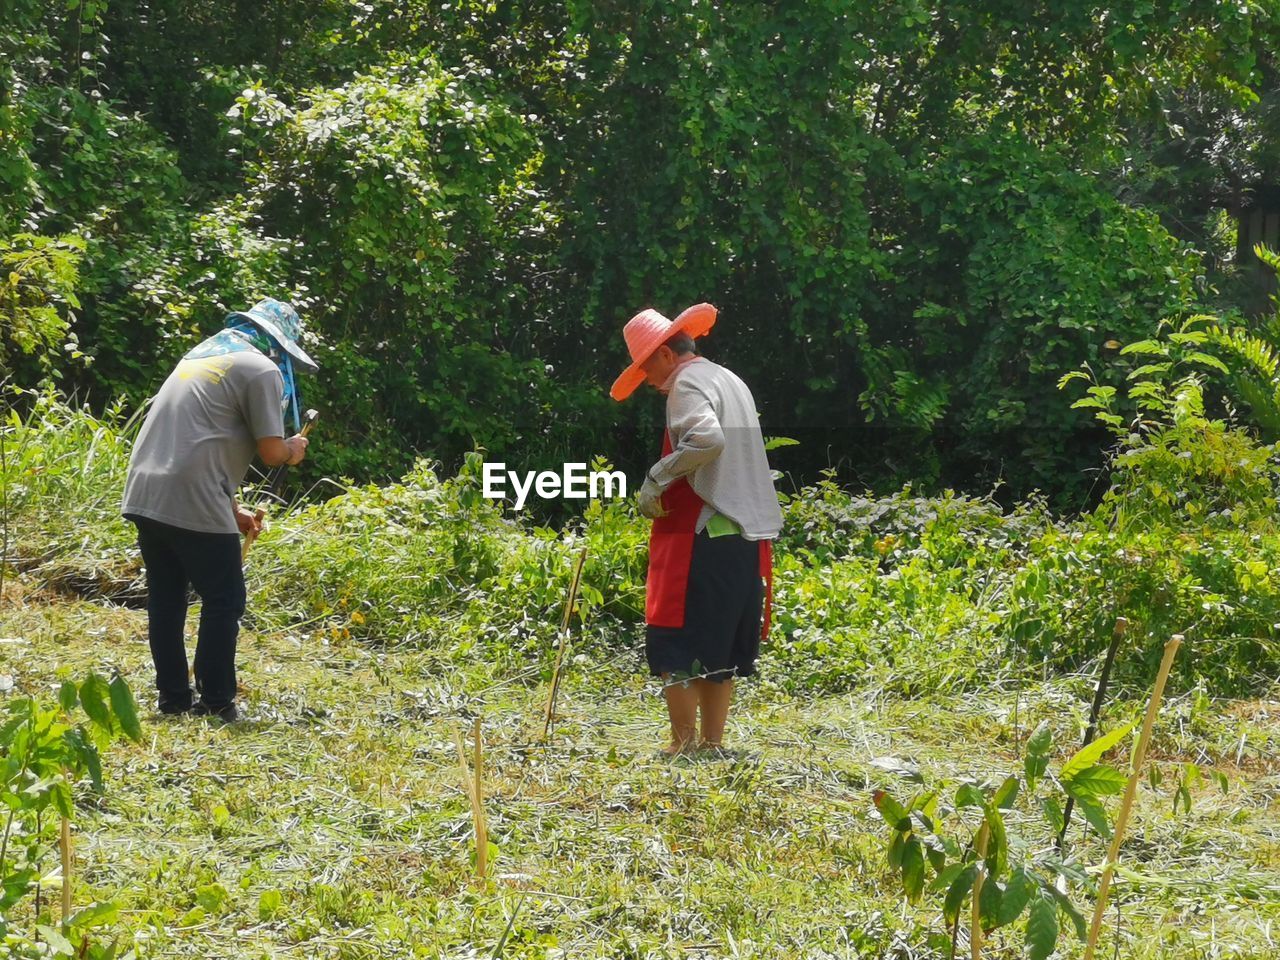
[1120,339,1167,356]
[36,925,74,954]
[79,673,114,734]
[1185,351,1230,374]
[51,778,73,818]
[196,882,229,913]
[955,783,986,808]
[1127,362,1173,379]
[929,861,967,893]
[1040,796,1065,834]
[1,866,39,911]
[923,835,947,872]
[1174,783,1192,815]
[992,775,1019,810]
[887,829,905,868]
[1064,764,1127,800]
[59,681,79,713]
[258,888,283,920]
[1076,795,1113,839]
[63,726,103,791]
[996,867,1035,927]
[901,838,925,903]
[108,674,143,742]
[1024,721,1053,792]
[983,805,1009,878]
[1026,895,1059,960]
[67,900,119,929]
[1044,882,1088,939]
[943,863,978,924]
[873,790,912,831]
[979,873,1003,930]
[1060,721,1135,781]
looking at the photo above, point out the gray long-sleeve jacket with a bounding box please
[647,357,784,541]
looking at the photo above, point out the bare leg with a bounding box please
[697,678,734,748]
[661,675,699,755]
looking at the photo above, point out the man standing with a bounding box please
[611,303,782,755]
[122,298,317,722]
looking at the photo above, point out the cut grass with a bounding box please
[1,591,1277,958]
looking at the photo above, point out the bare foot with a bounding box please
[660,739,697,757]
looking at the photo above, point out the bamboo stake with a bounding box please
[59,816,71,922]
[1083,634,1183,960]
[970,821,990,960]
[541,547,588,741]
[454,720,488,879]
[1059,616,1129,852]
[472,717,488,879]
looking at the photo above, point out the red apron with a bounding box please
[644,431,774,639]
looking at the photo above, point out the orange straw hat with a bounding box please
[609,302,718,401]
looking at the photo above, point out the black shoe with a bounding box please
[158,699,194,716]
[192,700,240,723]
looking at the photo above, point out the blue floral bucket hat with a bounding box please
[225,297,318,373]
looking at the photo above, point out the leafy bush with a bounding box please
[876,134,1203,500]
[0,235,85,383]
[1052,304,1280,691]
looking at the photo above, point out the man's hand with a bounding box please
[234,504,263,536]
[257,434,310,467]
[638,476,668,519]
[285,434,309,466]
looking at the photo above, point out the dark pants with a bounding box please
[646,531,764,683]
[128,515,246,711]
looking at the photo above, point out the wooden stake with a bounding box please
[454,720,487,879]
[970,821,990,960]
[472,717,488,879]
[59,815,71,922]
[542,547,588,741]
[1083,634,1183,960]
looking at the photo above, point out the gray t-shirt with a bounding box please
[122,350,285,534]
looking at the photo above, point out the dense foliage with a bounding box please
[3,2,1278,502]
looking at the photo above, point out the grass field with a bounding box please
[2,584,1277,959]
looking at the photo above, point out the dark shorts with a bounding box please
[646,530,764,683]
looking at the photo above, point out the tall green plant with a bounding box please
[1,673,143,959]
[874,720,1137,959]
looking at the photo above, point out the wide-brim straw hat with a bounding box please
[609,302,717,401]
[225,297,319,373]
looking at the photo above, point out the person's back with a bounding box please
[123,350,284,534]
[663,357,782,540]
